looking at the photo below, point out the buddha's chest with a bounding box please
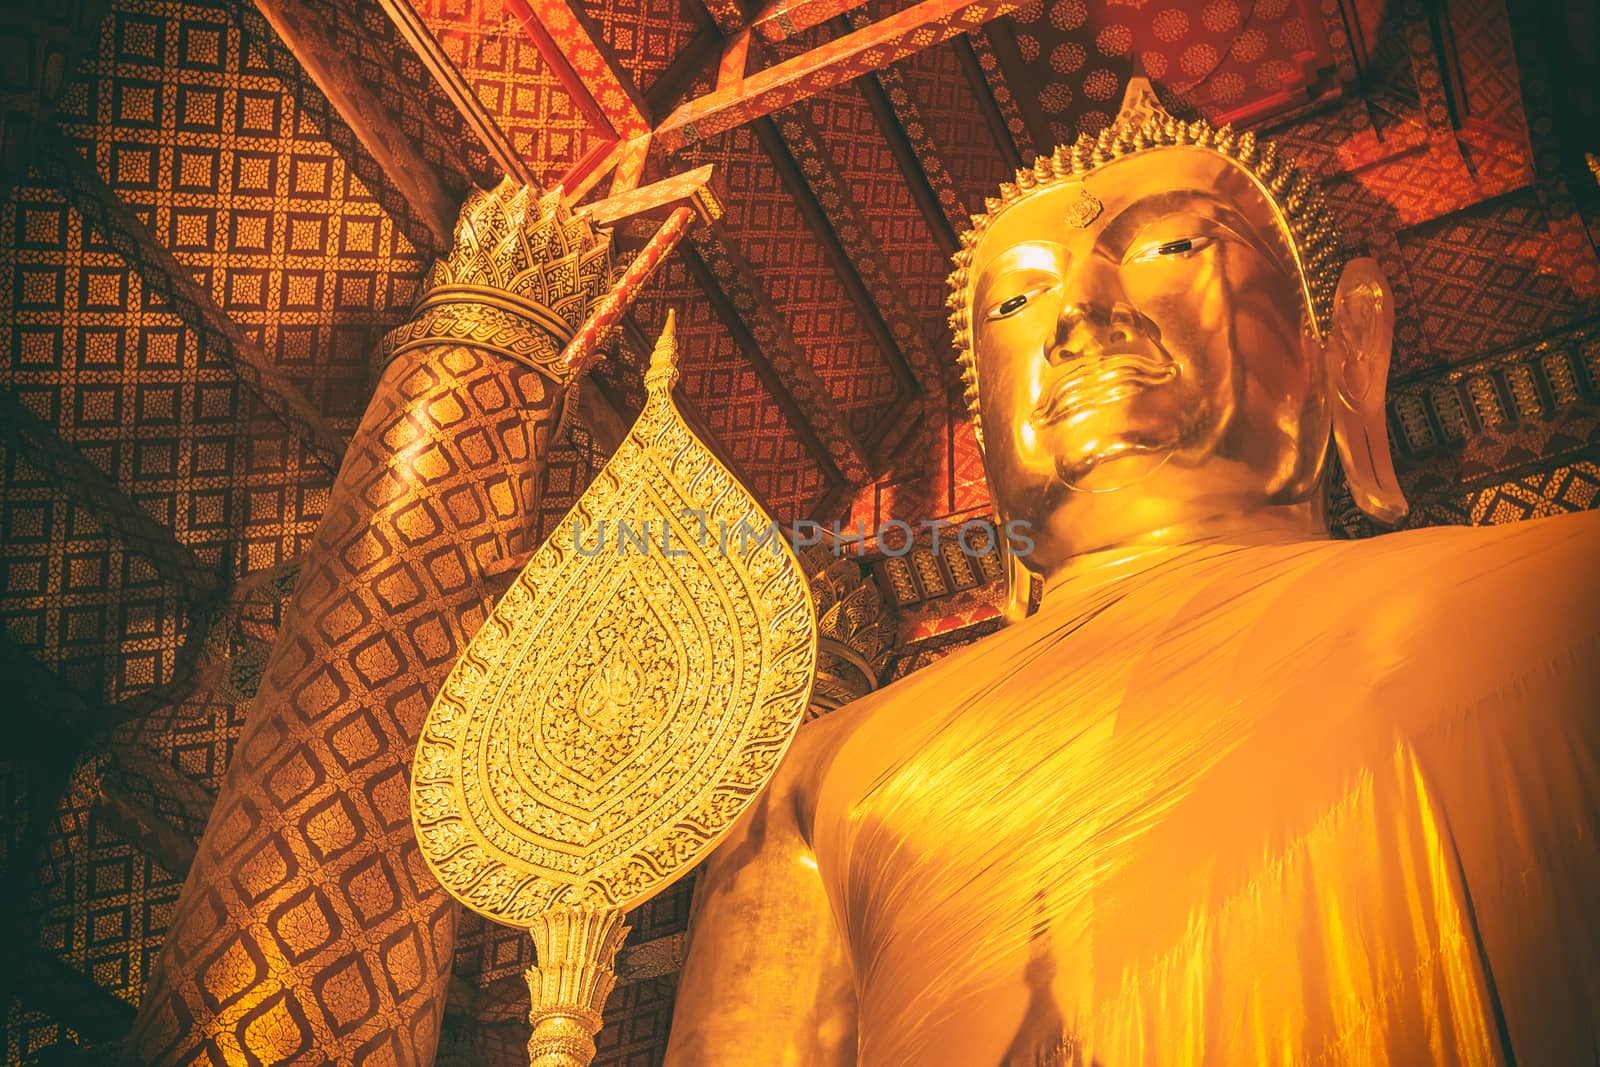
[802,628,1394,1064]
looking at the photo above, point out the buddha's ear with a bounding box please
[1002,539,1035,624]
[1327,257,1408,524]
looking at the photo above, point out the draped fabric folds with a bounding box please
[809,511,1600,1065]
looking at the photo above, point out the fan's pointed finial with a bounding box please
[644,308,679,394]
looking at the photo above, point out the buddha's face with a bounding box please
[971,147,1330,571]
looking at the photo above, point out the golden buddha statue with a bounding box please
[663,84,1600,1065]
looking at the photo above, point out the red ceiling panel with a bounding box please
[571,0,709,100]
[670,124,906,443]
[1001,0,1342,147]
[411,0,611,186]
[891,41,1015,219]
[53,0,429,432]
[630,256,835,521]
[805,82,953,350]
[1397,191,1599,360]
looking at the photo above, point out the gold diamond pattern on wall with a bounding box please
[0,442,189,702]
[1,178,198,701]
[4,1002,83,1065]
[34,757,186,1011]
[1,164,335,697]
[4,179,236,572]
[52,0,429,432]
[1464,460,1600,524]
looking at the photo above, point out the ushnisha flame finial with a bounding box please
[947,78,1347,449]
[644,308,680,394]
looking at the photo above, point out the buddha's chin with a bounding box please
[1050,436,1176,493]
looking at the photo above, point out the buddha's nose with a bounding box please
[1047,300,1155,364]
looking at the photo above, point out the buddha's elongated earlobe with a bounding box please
[1002,538,1035,624]
[1328,257,1408,524]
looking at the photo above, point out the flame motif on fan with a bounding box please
[411,311,817,924]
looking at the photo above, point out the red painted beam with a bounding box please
[511,0,651,138]
[562,205,698,375]
[698,0,750,36]
[656,0,1021,152]
[585,163,724,229]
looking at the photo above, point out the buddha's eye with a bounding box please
[985,284,1054,321]
[1131,234,1214,262]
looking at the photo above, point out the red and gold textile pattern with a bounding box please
[130,342,566,1067]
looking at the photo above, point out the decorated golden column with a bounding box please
[131,183,616,1067]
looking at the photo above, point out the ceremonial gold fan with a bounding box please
[411,310,817,1066]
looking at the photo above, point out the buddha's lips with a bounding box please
[1031,351,1178,426]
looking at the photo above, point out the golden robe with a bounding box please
[671,511,1600,1065]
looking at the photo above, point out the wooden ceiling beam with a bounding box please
[697,0,750,37]
[373,0,533,184]
[0,390,219,600]
[757,116,934,470]
[646,25,725,121]
[964,17,1053,157]
[760,108,946,403]
[512,0,652,138]
[965,28,1035,162]
[39,131,348,476]
[684,223,872,485]
[250,0,459,250]
[94,735,216,880]
[757,116,921,400]
[657,0,1022,152]
[111,743,218,834]
[854,64,959,257]
[841,11,969,243]
[95,776,199,879]
[951,34,1023,173]
[746,0,871,44]
[12,945,137,1046]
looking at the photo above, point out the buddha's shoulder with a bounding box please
[1294,510,1600,684]
[1323,509,1600,613]
[773,627,1003,811]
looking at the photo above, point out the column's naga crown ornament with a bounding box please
[378,178,619,384]
[946,79,1347,449]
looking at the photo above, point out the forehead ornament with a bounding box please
[946,78,1346,449]
[1063,187,1103,229]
